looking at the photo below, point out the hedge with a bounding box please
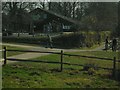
[52,31,111,48]
[2,31,111,48]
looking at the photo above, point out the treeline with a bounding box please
[49,2,118,31]
[2,2,118,32]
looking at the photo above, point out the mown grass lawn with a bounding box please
[2,51,120,88]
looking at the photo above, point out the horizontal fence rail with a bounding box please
[2,46,120,77]
[7,58,61,64]
[6,49,120,62]
[63,53,120,62]
[7,49,61,55]
[7,58,114,71]
[0,49,3,52]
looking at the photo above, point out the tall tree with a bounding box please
[82,2,118,31]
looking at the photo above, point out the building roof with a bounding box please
[30,8,81,25]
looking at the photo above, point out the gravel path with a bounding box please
[1,43,105,64]
[2,42,104,51]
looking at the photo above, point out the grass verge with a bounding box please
[2,51,120,88]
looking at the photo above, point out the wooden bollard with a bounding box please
[4,47,7,65]
[60,50,63,72]
[112,57,116,78]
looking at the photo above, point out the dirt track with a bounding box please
[1,43,105,64]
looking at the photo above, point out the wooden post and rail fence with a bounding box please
[2,46,120,78]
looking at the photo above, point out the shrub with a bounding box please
[53,31,111,48]
[83,62,99,75]
[88,68,96,75]
[53,33,85,48]
[2,36,48,45]
[83,62,99,71]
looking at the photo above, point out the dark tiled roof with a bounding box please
[30,8,80,25]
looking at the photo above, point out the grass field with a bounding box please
[2,51,120,88]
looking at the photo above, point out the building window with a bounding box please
[63,25,70,29]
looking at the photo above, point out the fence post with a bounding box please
[4,46,7,65]
[60,50,63,72]
[112,57,116,78]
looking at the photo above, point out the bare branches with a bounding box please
[2,2,7,10]
[23,4,30,10]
